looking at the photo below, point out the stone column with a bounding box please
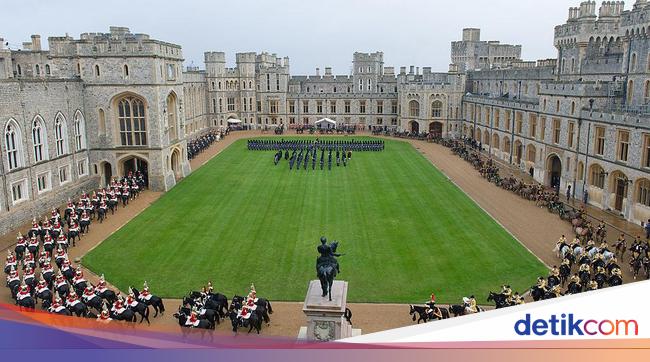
[299,280,360,341]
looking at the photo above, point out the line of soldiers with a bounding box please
[187,131,224,160]
[248,138,384,152]
[275,147,352,171]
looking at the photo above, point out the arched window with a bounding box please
[249,81,252,89]
[631,53,637,72]
[123,64,129,77]
[637,179,650,207]
[54,114,68,156]
[5,120,23,170]
[35,64,40,75]
[45,64,51,75]
[409,100,420,117]
[589,164,605,189]
[431,101,442,118]
[32,116,48,163]
[645,80,650,100]
[76,63,81,75]
[628,80,634,104]
[117,95,147,146]
[98,108,106,136]
[167,93,178,141]
[73,111,86,151]
[16,64,22,76]
[95,64,100,77]
[571,102,576,115]
[577,161,584,181]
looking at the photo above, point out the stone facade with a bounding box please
[461,0,650,224]
[451,28,522,72]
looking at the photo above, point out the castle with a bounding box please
[1,0,649,234]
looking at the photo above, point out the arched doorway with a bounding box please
[409,121,419,133]
[99,161,112,187]
[120,156,148,186]
[609,170,628,212]
[514,140,523,164]
[170,148,181,180]
[429,122,442,137]
[546,154,562,190]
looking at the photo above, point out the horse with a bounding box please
[409,305,431,323]
[230,295,270,325]
[95,287,118,304]
[614,240,627,261]
[608,274,623,287]
[83,294,104,312]
[128,300,151,325]
[530,286,545,301]
[16,295,36,309]
[566,281,582,294]
[594,272,607,289]
[174,310,213,330]
[448,304,476,317]
[35,288,53,306]
[110,308,137,323]
[631,257,646,280]
[559,263,571,286]
[132,288,165,317]
[180,306,217,328]
[317,262,337,302]
[228,307,262,334]
[487,291,511,309]
[67,301,88,317]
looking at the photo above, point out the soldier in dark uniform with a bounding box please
[284,149,290,160]
[328,150,332,170]
[289,151,296,170]
[320,149,324,170]
[336,149,341,166]
[312,151,317,170]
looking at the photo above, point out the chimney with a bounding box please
[325,67,332,76]
[316,67,320,76]
[416,67,420,75]
[0,38,5,50]
[399,66,406,74]
[409,66,414,74]
[31,35,41,51]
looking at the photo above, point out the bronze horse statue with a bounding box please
[316,238,342,301]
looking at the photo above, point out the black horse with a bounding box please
[132,288,165,317]
[530,286,545,301]
[66,301,88,317]
[228,307,262,334]
[128,300,151,324]
[409,304,449,323]
[487,291,512,309]
[110,308,137,323]
[174,309,213,330]
[180,306,217,328]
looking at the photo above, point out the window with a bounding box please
[617,130,630,162]
[270,100,278,114]
[98,108,106,136]
[256,100,261,112]
[515,112,523,134]
[54,114,68,156]
[571,102,576,115]
[345,101,351,114]
[577,162,584,181]
[631,53,637,72]
[494,110,500,129]
[590,164,605,189]
[303,101,309,113]
[58,165,69,184]
[32,117,47,163]
[377,118,383,125]
[124,64,129,78]
[553,118,561,144]
[409,100,419,117]
[638,179,650,207]
[276,78,280,91]
[529,114,537,138]
[289,101,296,114]
[358,79,363,91]
[36,172,50,193]
[367,79,371,91]
[167,93,178,140]
[289,117,295,124]
[377,101,383,114]
[391,101,398,114]
[391,118,398,126]
[77,159,88,177]
[316,101,323,114]
[16,64,21,76]
[359,101,366,114]
[73,111,86,151]
[45,64,50,75]
[117,96,147,146]
[95,64,100,77]
[166,64,176,80]
[227,98,235,112]
[505,110,511,131]
[627,80,634,104]
[556,100,560,112]
[595,126,605,155]
[11,180,28,204]
[643,134,650,168]
[35,64,40,75]
[431,101,442,118]
[5,120,23,170]
[330,101,336,113]
[568,122,575,148]
[645,80,650,101]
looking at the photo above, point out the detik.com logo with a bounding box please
[514,314,638,336]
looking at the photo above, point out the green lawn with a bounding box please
[83,137,547,304]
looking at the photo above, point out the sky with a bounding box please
[1,0,584,74]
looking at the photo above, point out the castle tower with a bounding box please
[352,52,383,94]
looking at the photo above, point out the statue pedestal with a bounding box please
[297,280,360,341]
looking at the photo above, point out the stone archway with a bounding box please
[546,154,562,190]
[119,155,148,186]
[99,161,113,187]
[609,170,629,212]
[409,120,419,134]
[170,148,182,180]
[429,121,443,138]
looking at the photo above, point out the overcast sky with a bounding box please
[3,0,585,74]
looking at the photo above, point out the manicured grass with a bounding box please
[83,137,547,304]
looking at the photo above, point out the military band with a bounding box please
[247,138,384,152]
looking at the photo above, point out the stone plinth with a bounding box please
[299,280,359,341]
